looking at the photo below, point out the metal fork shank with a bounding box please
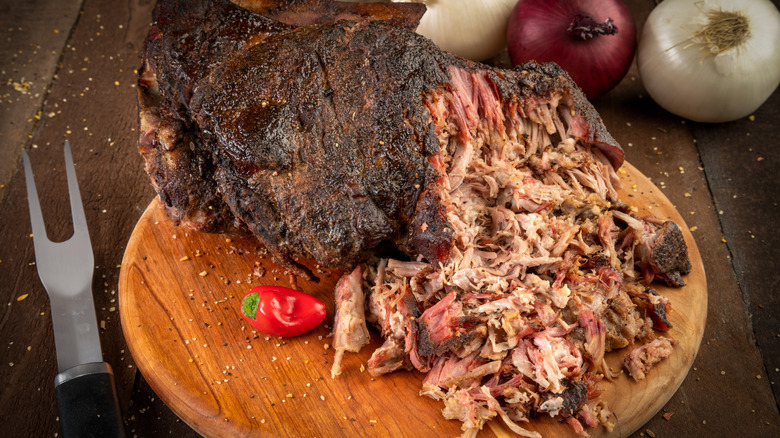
[23,143,103,372]
[49,287,104,372]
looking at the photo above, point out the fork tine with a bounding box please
[63,141,90,238]
[22,149,49,242]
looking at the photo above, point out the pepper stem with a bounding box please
[242,292,260,319]
[567,14,618,40]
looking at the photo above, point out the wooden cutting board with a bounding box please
[118,162,707,438]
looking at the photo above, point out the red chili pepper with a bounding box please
[240,286,327,337]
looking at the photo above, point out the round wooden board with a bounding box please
[119,162,706,438]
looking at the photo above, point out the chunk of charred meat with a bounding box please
[538,379,588,418]
[625,283,673,331]
[646,221,692,287]
[415,292,473,368]
[367,337,408,376]
[331,265,370,378]
[613,211,691,287]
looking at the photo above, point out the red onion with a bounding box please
[507,0,636,99]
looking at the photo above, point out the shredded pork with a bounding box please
[330,67,690,437]
[330,265,370,378]
[624,337,679,381]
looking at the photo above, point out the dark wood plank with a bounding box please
[126,373,201,438]
[0,0,155,435]
[692,87,780,409]
[0,0,82,202]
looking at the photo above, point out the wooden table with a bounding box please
[1,1,778,436]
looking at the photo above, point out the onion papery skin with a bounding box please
[637,0,780,123]
[506,0,637,99]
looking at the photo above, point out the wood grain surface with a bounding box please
[118,162,706,438]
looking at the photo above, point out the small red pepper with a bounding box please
[240,285,327,337]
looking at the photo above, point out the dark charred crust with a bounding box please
[416,321,473,358]
[650,302,673,331]
[580,253,610,270]
[403,292,422,319]
[627,286,673,331]
[409,265,436,300]
[650,221,692,287]
[540,379,588,417]
[137,67,238,233]
[194,20,439,268]
[406,184,453,264]
[232,0,426,30]
[138,0,287,234]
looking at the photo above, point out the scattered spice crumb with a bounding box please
[662,412,674,420]
[16,294,28,301]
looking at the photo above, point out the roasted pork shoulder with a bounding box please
[137,1,692,436]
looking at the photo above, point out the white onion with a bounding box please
[637,0,780,123]
[393,0,517,61]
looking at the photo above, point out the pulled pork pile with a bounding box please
[330,71,691,437]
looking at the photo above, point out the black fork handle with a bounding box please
[54,362,127,438]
